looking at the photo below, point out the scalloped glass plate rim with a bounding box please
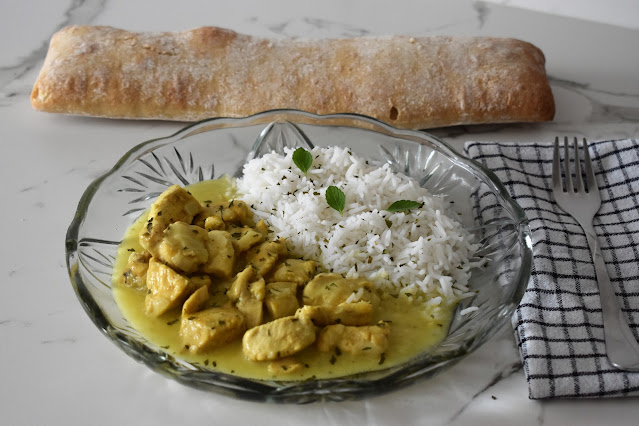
[65,109,531,403]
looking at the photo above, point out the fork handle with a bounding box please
[582,223,639,371]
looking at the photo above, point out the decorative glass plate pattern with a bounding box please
[66,110,531,403]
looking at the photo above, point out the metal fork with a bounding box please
[553,136,639,371]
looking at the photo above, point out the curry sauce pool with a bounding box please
[112,177,457,381]
[113,277,453,380]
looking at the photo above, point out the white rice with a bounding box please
[236,146,480,303]
[459,306,480,316]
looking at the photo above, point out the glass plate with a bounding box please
[66,109,531,403]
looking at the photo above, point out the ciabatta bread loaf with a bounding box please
[31,25,555,129]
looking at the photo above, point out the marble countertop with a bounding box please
[2,0,638,424]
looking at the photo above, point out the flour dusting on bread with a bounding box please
[31,25,555,128]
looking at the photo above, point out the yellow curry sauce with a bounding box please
[112,178,454,381]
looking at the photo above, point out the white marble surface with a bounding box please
[2,0,639,424]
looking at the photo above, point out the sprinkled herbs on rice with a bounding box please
[237,146,481,305]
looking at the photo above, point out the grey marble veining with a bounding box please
[0,0,106,102]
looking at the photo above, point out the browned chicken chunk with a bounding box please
[228,266,265,328]
[296,302,373,327]
[144,258,210,317]
[242,315,316,361]
[269,259,317,285]
[228,225,265,253]
[246,239,288,276]
[154,221,209,273]
[327,301,374,326]
[182,285,210,315]
[302,273,379,307]
[316,322,390,356]
[139,185,203,252]
[180,306,246,353]
[264,282,299,319]
[202,230,236,278]
[254,219,269,235]
[193,199,254,228]
[204,215,225,231]
[120,251,151,289]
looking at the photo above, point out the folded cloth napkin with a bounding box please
[465,139,639,399]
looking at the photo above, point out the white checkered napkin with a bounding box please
[465,139,639,399]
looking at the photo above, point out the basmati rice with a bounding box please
[236,146,480,303]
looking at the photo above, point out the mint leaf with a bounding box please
[292,148,313,175]
[325,186,346,216]
[386,200,422,212]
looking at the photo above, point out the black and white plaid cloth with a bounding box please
[465,139,639,399]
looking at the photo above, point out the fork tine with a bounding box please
[574,137,585,193]
[552,137,562,192]
[564,136,573,192]
[582,138,597,192]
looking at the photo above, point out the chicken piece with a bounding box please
[267,358,305,375]
[193,199,253,228]
[295,302,373,327]
[294,305,328,325]
[228,266,265,328]
[202,230,236,278]
[228,225,265,253]
[120,251,151,289]
[264,282,299,319]
[269,259,317,285]
[246,239,288,276]
[144,258,209,317]
[302,273,379,308]
[139,185,203,252]
[255,219,269,236]
[329,302,374,326]
[316,322,390,356]
[204,215,225,231]
[179,306,246,353]
[182,285,210,315]
[153,221,209,273]
[242,314,316,361]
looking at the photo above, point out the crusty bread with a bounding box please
[31,25,554,129]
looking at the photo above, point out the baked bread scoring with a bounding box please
[31,25,555,128]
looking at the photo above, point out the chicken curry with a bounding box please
[112,178,455,381]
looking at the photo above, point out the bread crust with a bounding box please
[31,25,555,129]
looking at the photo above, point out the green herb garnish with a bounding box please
[292,147,313,175]
[386,200,422,212]
[325,186,345,216]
